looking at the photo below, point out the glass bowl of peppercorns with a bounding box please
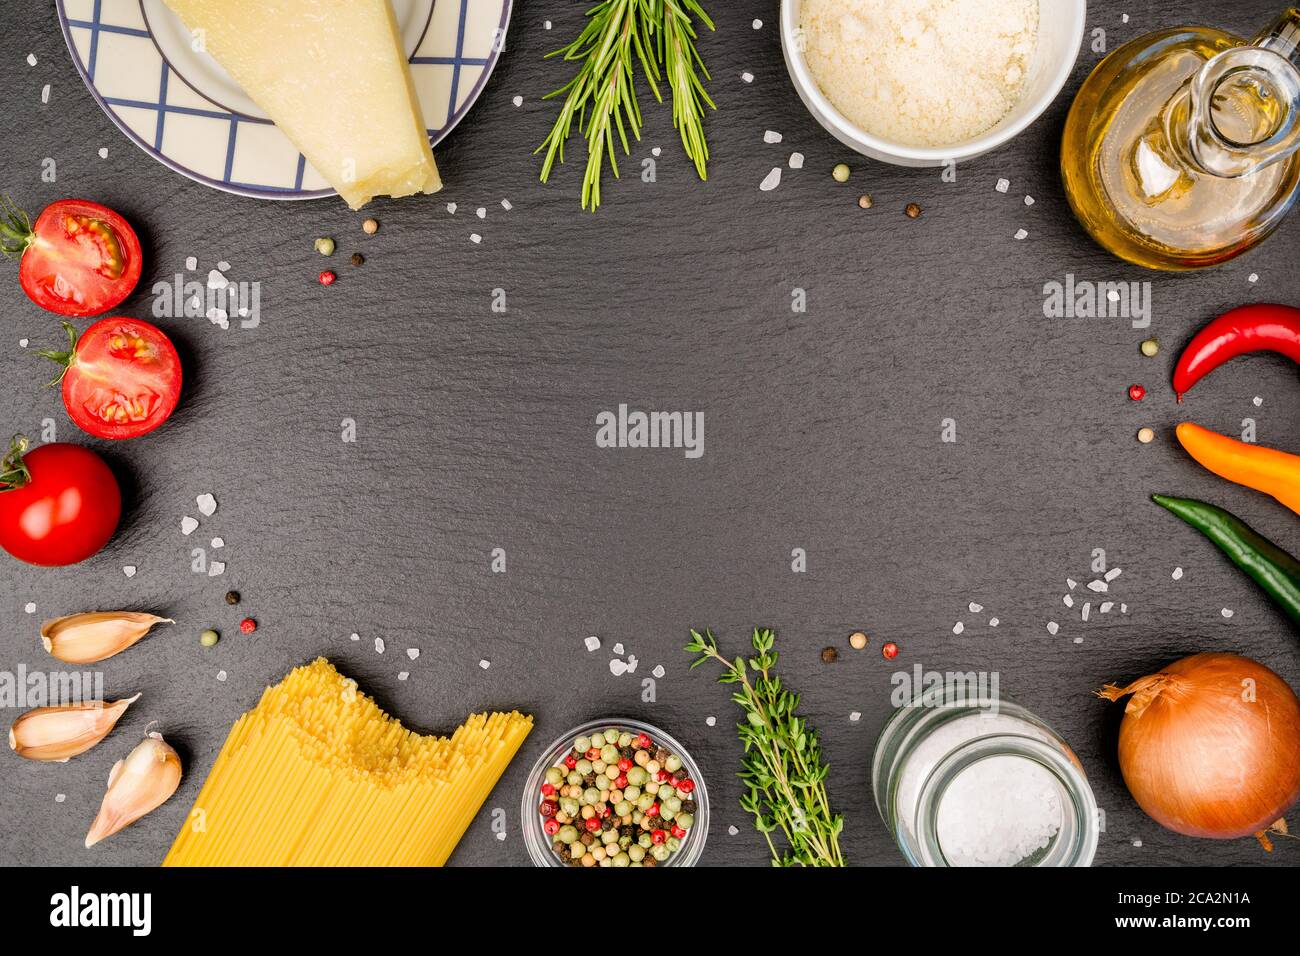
[522,718,709,867]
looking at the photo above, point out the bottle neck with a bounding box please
[1182,8,1300,178]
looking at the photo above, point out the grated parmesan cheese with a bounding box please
[801,0,1038,148]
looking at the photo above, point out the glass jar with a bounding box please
[521,718,709,868]
[872,692,1099,867]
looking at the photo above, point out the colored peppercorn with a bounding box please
[350,252,364,266]
[1128,384,1146,401]
[849,631,868,649]
[905,203,922,218]
[199,629,219,647]
[239,617,257,634]
[832,163,850,183]
[1152,494,1300,626]
[821,646,839,663]
[224,590,240,605]
[882,641,900,660]
[318,270,336,286]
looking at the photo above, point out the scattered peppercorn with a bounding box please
[1128,384,1147,401]
[239,617,257,634]
[362,218,379,235]
[224,590,240,605]
[318,270,336,286]
[313,237,335,256]
[832,163,850,183]
[1140,337,1159,357]
[821,646,839,663]
[849,630,868,650]
[882,641,900,660]
[350,252,364,266]
[857,193,873,209]
[905,202,922,219]
[1137,427,1156,444]
[199,629,219,647]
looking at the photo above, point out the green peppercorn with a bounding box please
[558,824,579,844]
[832,163,850,183]
[629,844,646,862]
[676,812,694,830]
[575,735,591,752]
[544,766,564,787]
[664,754,682,773]
[1140,337,1159,357]
[199,628,219,647]
[583,787,601,805]
[314,237,335,256]
[651,844,671,862]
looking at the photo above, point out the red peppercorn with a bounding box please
[318,269,336,286]
[585,817,601,833]
[617,758,633,772]
[651,829,667,845]
[541,782,555,797]
[655,769,671,783]
[646,802,660,817]
[677,779,695,794]
[1128,384,1146,401]
[636,733,652,749]
[601,805,612,817]
[538,802,556,818]
[671,824,687,839]
[239,617,257,634]
[563,754,577,769]
[543,819,560,836]
[882,641,900,660]
[586,747,601,760]
[615,774,628,789]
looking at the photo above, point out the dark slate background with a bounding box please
[1,0,1298,868]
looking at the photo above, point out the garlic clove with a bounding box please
[85,732,183,848]
[9,694,140,761]
[41,612,173,665]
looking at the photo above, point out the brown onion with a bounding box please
[1098,652,1300,838]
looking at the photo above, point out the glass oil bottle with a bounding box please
[1062,8,1300,270]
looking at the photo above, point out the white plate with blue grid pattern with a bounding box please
[56,0,511,200]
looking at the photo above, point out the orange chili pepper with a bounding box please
[1176,422,1300,517]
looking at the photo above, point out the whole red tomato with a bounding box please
[0,437,121,566]
[0,197,142,317]
[41,318,182,439]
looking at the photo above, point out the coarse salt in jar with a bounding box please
[872,689,1099,866]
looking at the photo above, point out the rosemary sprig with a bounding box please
[536,0,715,210]
[685,627,846,867]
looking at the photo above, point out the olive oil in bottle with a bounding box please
[1062,8,1300,270]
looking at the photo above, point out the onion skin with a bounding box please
[1099,653,1300,839]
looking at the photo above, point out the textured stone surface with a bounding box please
[0,1,1296,868]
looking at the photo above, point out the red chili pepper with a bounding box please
[1173,304,1300,400]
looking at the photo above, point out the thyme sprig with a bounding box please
[536,0,715,210]
[685,627,846,867]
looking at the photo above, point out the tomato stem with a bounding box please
[33,321,78,388]
[0,195,35,259]
[0,435,31,492]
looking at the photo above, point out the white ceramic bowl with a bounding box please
[780,0,1087,166]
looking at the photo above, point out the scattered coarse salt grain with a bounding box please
[217,670,227,682]
[26,53,37,66]
[953,622,964,635]
[996,178,1010,193]
[1132,837,1143,847]
[1014,228,1028,240]
[1073,637,1084,644]
[752,19,762,29]
[764,130,783,144]
[55,793,65,803]
[1249,273,1259,283]
[759,167,782,191]
[374,637,385,654]
[479,659,491,669]
[1067,578,1078,590]
[349,632,360,641]
[651,146,661,157]
[705,716,716,727]
[18,338,26,348]
[625,656,638,674]
[1047,621,1060,635]
[741,71,754,83]
[1121,604,1128,613]
[1222,608,1235,618]
[1087,579,1108,593]
[446,202,457,214]
[800,0,1038,148]
[544,20,552,29]
[398,671,409,681]
[1104,568,1122,582]
[122,565,136,578]
[849,711,862,722]
[501,199,513,211]
[196,493,217,516]
[1100,602,1114,613]
[41,84,50,103]
[24,602,36,614]
[208,561,225,577]
[97,147,108,159]
[184,255,198,271]
[1024,195,1035,206]
[728,825,740,836]
[406,648,419,661]
[584,635,601,652]
[210,537,224,548]
[989,618,999,627]
[217,260,230,272]
[609,658,628,676]
[1063,595,1074,608]
[612,642,624,655]
[1253,396,1263,407]
[968,602,983,613]
[1081,602,1091,622]
[788,152,805,169]
[512,95,523,107]
[470,233,482,244]
[476,207,486,219]
[652,664,665,678]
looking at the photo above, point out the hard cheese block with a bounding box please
[164,0,441,208]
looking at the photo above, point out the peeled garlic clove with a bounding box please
[85,732,182,848]
[41,612,173,665]
[9,694,140,761]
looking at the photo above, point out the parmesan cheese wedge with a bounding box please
[163,0,441,208]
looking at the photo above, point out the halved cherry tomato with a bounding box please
[0,436,121,566]
[39,318,182,440]
[0,196,142,317]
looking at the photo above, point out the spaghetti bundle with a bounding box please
[164,658,531,866]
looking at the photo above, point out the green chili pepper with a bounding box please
[1152,494,1300,627]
